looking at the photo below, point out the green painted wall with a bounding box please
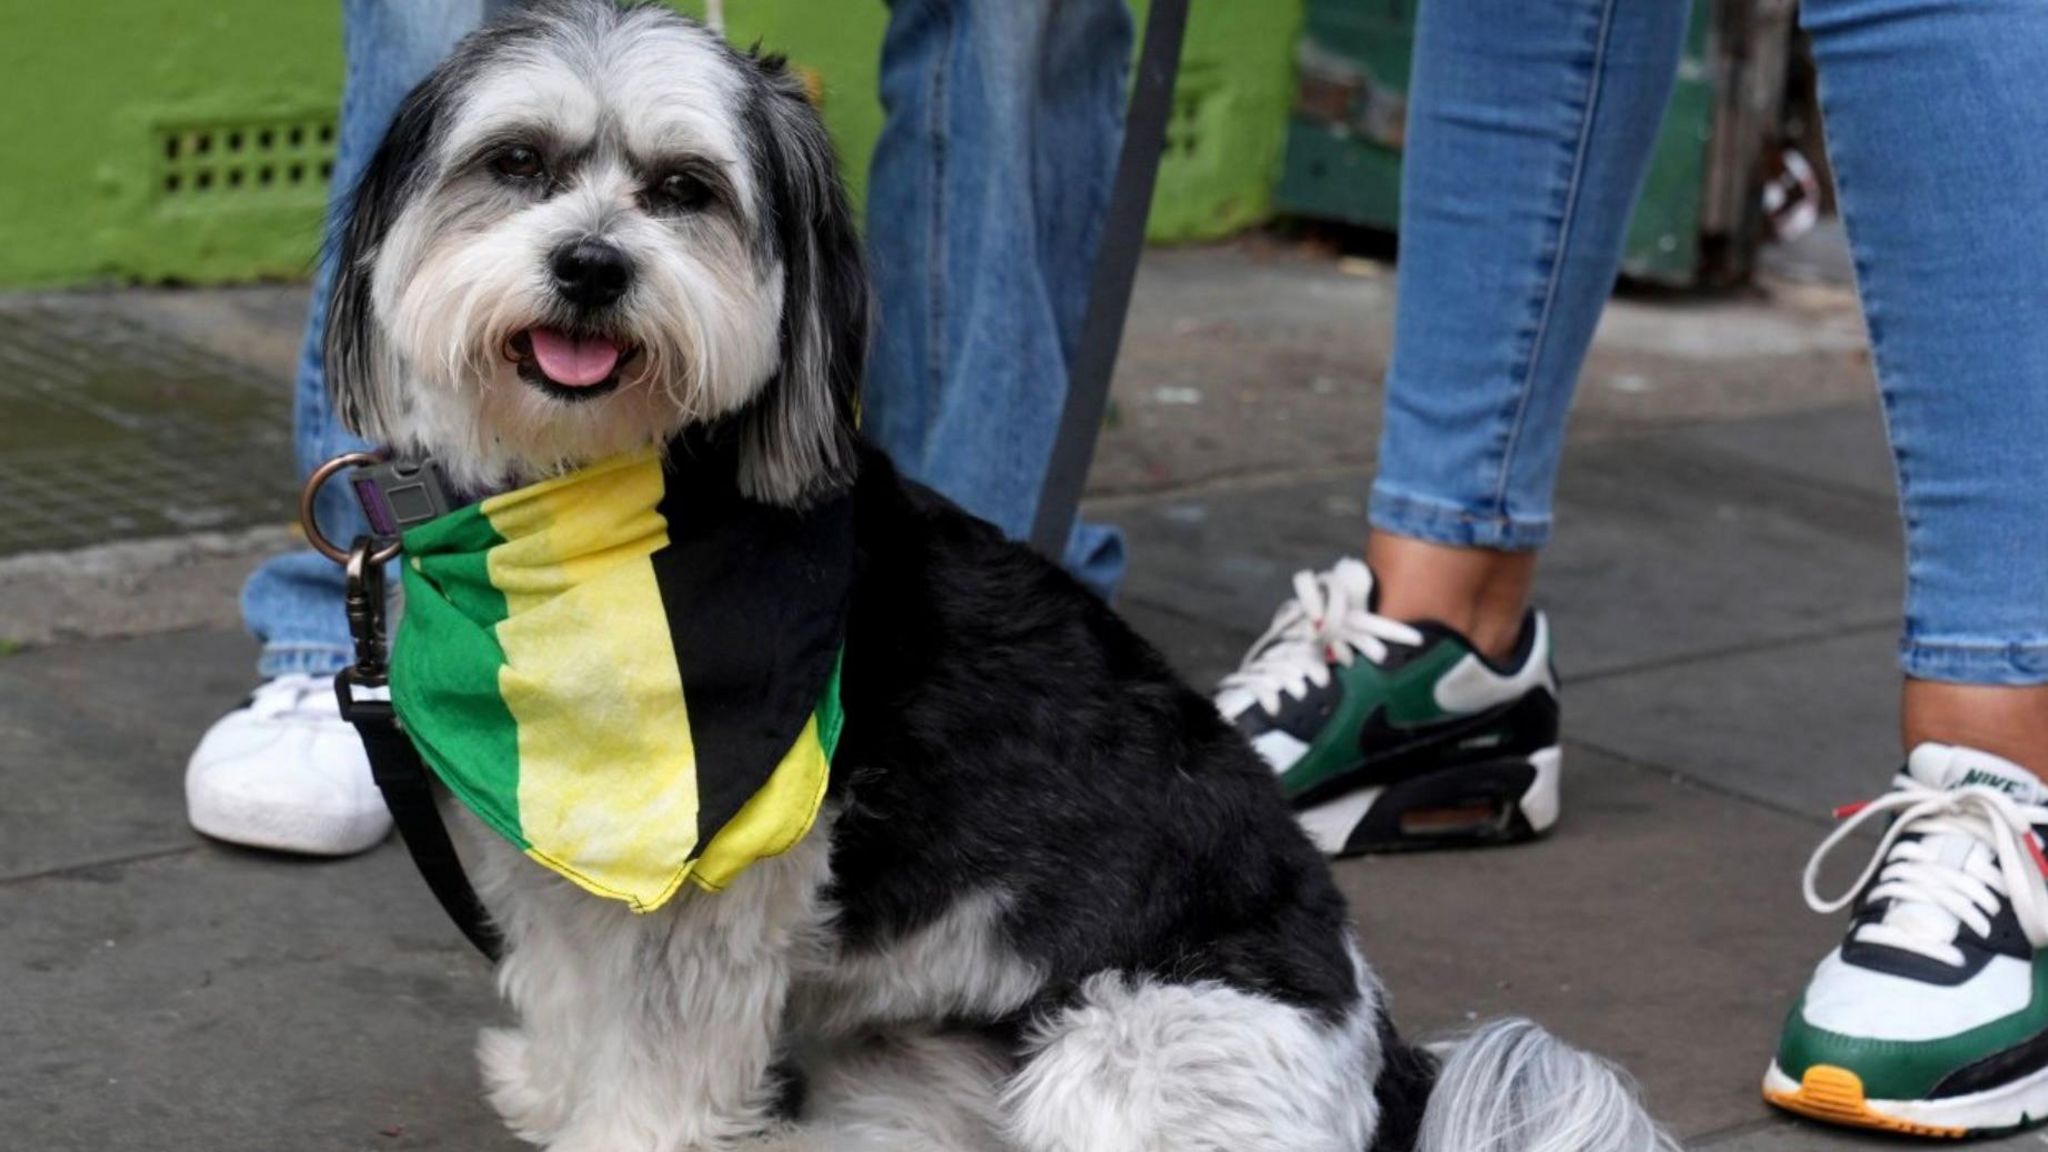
[0,3,345,287]
[0,1,1302,290]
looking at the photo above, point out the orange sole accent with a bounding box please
[1764,1065,1969,1139]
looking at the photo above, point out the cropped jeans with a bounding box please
[243,0,1130,679]
[1373,0,2048,684]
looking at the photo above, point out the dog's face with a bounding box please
[327,0,864,504]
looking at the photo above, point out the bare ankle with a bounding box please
[1365,532,1537,663]
[1902,680,2048,778]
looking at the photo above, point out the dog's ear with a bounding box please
[323,70,457,442]
[733,57,867,506]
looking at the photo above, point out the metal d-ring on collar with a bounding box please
[298,451,505,962]
[300,450,402,565]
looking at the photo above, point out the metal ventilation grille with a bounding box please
[1164,63,1221,164]
[157,116,339,201]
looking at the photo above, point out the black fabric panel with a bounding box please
[650,448,855,857]
[1932,1022,2048,1099]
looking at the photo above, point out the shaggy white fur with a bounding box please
[1002,972,1383,1152]
[467,807,833,1152]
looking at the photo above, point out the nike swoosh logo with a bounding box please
[1357,700,1526,767]
[1289,698,1541,810]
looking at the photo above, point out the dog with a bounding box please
[324,3,1675,1150]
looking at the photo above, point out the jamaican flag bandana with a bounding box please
[388,445,854,913]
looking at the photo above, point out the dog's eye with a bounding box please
[492,146,545,181]
[651,171,713,213]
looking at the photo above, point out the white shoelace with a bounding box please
[1217,560,1424,718]
[1804,776,2048,967]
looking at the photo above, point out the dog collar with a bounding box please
[386,445,854,911]
[349,457,494,538]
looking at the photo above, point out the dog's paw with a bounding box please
[480,1026,573,1143]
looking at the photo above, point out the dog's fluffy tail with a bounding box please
[1409,1019,1677,1152]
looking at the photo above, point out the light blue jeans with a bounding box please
[244,0,1130,678]
[865,0,1132,593]
[1373,0,2048,685]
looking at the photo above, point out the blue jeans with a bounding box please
[244,0,490,679]
[865,0,1132,597]
[243,0,1131,677]
[1373,0,2048,685]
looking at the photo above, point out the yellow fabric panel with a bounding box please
[480,448,667,618]
[486,451,704,912]
[688,715,833,893]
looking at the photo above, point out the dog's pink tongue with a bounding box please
[528,328,621,387]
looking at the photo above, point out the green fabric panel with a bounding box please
[392,507,528,849]
[816,651,846,761]
[1775,957,2048,1100]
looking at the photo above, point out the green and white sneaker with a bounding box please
[1214,558,1561,856]
[1767,744,2048,1138]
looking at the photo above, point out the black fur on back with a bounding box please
[830,445,1363,1022]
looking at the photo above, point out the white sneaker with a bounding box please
[1766,744,2048,1138]
[184,673,391,856]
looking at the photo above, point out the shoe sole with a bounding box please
[1297,746,1560,857]
[187,783,391,857]
[1764,1061,2048,1139]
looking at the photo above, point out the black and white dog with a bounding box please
[326,3,1672,1150]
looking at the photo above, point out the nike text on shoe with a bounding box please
[1766,744,2048,1138]
[1215,558,1561,856]
[184,673,392,856]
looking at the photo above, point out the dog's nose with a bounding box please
[550,240,633,308]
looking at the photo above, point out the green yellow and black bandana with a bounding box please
[388,446,855,913]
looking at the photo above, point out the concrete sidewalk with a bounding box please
[2,241,2001,1149]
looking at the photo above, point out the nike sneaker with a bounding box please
[1767,744,2048,1138]
[1215,558,1561,856]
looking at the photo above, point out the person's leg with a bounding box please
[865,0,1133,598]
[189,0,486,857]
[1763,1,2048,1135]
[1789,0,2048,763]
[1368,0,1692,656]
[1215,0,1691,856]
[240,0,488,678]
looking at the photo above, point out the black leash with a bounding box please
[1029,0,1192,558]
[331,538,505,963]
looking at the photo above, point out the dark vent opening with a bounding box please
[156,114,340,204]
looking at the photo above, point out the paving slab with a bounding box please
[1545,417,1900,681]
[1569,628,1903,823]
[1664,401,1896,501]
[2,844,506,1152]
[1114,598,1251,690]
[0,629,258,879]
[1106,399,1903,689]
[1328,743,1845,1141]
[0,297,294,556]
[0,526,286,649]
[1098,244,1873,500]
[1699,1117,2042,1150]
